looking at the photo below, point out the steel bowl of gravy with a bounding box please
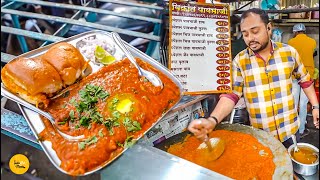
[288,143,319,176]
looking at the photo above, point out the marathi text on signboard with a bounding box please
[169,0,232,94]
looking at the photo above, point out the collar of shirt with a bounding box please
[295,34,307,38]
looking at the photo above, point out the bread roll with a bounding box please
[42,42,89,86]
[1,57,63,107]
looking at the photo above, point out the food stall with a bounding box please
[1,0,319,179]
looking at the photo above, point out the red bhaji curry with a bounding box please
[39,58,181,175]
[168,130,275,179]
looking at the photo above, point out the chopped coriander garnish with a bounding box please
[112,111,121,120]
[59,84,111,129]
[112,98,119,105]
[116,141,124,147]
[76,84,109,114]
[57,118,68,125]
[69,110,75,119]
[78,136,98,150]
[80,116,90,127]
[69,98,77,106]
[78,142,86,150]
[67,84,110,128]
[57,121,66,125]
[103,117,120,135]
[98,129,104,137]
[110,98,120,110]
[123,117,141,132]
[124,136,136,148]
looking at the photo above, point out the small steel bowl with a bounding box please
[288,143,319,176]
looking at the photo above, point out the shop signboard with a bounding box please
[169,0,232,94]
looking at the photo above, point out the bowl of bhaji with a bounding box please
[288,143,319,176]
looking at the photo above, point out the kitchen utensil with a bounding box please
[198,136,225,161]
[111,32,163,89]
[291,134,299,153]
[1,84,84,141]
[203,134,213,151]
[288,143,319,176]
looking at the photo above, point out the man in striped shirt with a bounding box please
[188,8,319,148]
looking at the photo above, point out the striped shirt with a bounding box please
[229,41,311,142]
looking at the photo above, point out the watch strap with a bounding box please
[312,105,319,110]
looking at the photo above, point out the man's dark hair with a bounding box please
[240,8,269,25]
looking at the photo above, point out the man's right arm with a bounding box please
[187,97,236,141]
[188,55,243,140]
[210,96,237,123]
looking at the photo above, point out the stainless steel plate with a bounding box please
[5,30,183,176]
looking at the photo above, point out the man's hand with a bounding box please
[188,118,216,141]
[312,108,319,129]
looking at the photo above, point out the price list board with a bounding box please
[169,0,232,95]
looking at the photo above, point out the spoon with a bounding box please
[1,84,84,141]
[203,134,213,151]
[111,32,164,89]
[291,134,299,153]
[198,136,225,162]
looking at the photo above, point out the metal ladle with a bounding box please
[291,134,299,153]
[198,135,225,162]
[196,120,225,161]
[111,32,163,89]
[1,84,84,141]
[203,134,213,151]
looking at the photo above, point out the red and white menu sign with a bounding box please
[169,0,232,95]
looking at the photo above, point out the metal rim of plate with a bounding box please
[7,30,184,176]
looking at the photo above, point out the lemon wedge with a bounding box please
[95,46,116,65]
[94,46,106,60]
[116,99,133,114]
[100,55,116,65]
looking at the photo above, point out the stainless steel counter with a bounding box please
[100,143,231,180]
[296,171,319,180]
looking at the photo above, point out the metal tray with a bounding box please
[3,30,183,176]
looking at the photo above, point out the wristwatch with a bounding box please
[312,105,319,110]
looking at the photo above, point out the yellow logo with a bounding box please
[9,154,30,174]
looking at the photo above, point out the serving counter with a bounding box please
[101,143,230,180]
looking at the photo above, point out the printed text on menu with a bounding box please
[169,0,232,94]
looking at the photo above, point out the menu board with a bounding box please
[169,0,232,95]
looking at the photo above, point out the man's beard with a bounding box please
[249,40,269,53]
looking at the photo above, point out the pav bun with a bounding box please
[42,42,89,86]
[1,57,63,107]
